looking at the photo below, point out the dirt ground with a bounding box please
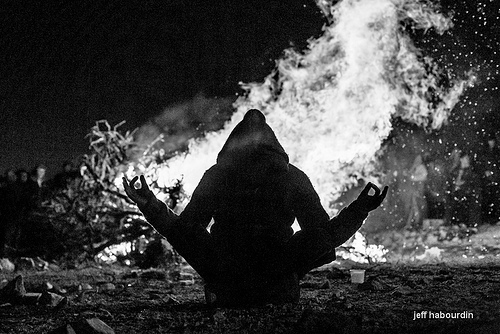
[1,256,500,334]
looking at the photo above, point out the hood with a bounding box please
[216,109,289,183]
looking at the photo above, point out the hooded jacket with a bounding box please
[140,109,368,255]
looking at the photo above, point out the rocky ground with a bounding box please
[1,224,500,333]
[1,255,500,334]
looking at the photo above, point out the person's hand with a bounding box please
[122,175,155,208]
[353,182,388,212]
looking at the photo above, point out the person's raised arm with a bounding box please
[123,175,179,237]
[328,182,388,247]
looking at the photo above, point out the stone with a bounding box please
[46,281,67,295]
[0,275,26,304]
[39,291,66,307]
[22,292,42,305]
[72,318,115,334]
[50,318,114,334]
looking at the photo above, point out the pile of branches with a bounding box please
[40,121,182,265]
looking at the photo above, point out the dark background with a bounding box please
[0,0,498,178]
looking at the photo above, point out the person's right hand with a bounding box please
[122,175,155,208]
[353,182,388,213]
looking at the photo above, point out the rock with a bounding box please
[0,275,26,304]
[74,318,115,334]
[0,258,15,272]
[45,282,67,295]
[22,292,42,305]
[39,291,66,307]
[50,318,115,334]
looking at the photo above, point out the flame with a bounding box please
[337,231,389,263]
[158,0,473,212]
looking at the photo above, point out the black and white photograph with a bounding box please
[0,0,499,333]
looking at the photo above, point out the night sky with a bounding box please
[0,0,498,178]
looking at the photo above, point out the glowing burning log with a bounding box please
[156,0,473,212]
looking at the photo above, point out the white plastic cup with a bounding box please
[350,269,365,284]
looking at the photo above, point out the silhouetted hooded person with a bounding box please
[124,109,387,306]
[216,108,289,180]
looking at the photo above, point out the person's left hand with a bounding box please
[353,182,388,212]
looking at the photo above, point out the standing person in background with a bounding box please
[405,154,428,229]
[478,133,500,224]
[28,164,48,207]
[449,152,481,226]
[425,158,447,220]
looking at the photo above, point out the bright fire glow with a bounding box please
[337,232,389,263]
[156,0,473,212]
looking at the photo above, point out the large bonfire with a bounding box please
[151,0,472,210]
[119,0,475,263]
